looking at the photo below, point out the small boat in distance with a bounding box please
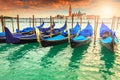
[100,23,118,52]
[70,22,93,48]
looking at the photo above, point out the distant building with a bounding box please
[68,5,86,19]
[86,15,100,19]
[54,4,87,19]
[55,15,64,19]
[73,11,86,19]
[86,15,96,19]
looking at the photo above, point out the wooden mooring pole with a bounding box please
[35,18,37,27]
[111,16,116,31]
[3,17,6,27]
[94,16,98,45]
[1,15,5,32]
[32,15,35,33]
[17,15,20,33]
[116,17,119,30]
[50,16,52,38]
[65,17,68,31]
[1,16,4,32]
[29,17,31,27]
[40,18,42,24]
[72,15,74,29]
[80,16,82,31]
[11,18,14,32]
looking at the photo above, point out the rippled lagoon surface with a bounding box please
[0,18,120,80]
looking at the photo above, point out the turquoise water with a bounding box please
[0,18,120,80]
[0,41,120,80]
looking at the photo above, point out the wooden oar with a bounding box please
[35,28,42,47]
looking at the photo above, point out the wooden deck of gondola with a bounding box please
[70,38,92,48]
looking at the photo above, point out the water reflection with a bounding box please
[99,46,115,80]
[0,44,15,52]
[68,43,90,70]
[7,43,39,62]
[40,43,68,68]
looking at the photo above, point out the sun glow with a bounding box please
[101,6,113,18]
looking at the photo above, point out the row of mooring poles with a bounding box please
[93,16,120,45]
[29,17,43,29]
[0,15,43,33]
[111,16,120,32]
[0,15,120,37]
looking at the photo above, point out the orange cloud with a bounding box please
[0,0,120,17]
[0,0,92,11]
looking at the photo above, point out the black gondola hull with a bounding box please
[0,38,6,43]
[40,38,68,47]
[13,38,37,44]
[100,41,115,52]
[70,38,91,48]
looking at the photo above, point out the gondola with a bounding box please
[5,27,37,44]
[0,32,6,42]
[16,22,45,34]
[36,23,80,47]
[3,22,67,44]
[38,22,55,34]
[41,21,67,37]
[70,22,93,48]
[0,22,54,43]
[0,21,44,38]
[100,23,118,52]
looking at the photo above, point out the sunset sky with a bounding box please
[0,0,120,18]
